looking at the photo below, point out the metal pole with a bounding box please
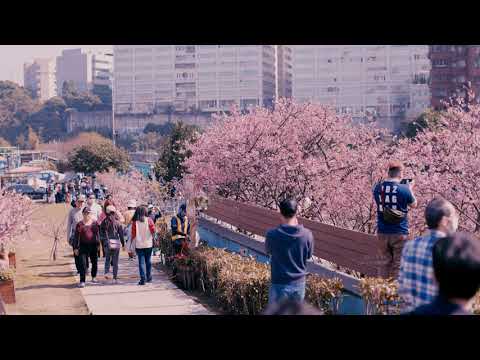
[112,75,116,146]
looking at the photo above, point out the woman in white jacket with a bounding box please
[129,206,156,285]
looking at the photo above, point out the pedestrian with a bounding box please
[372,161,418,279]
[171,204,190,256]
[123,199,137,261]
[409,232,480,315]
[86,194,103,222]
[398,198,459,312]
[73,207,100,288]
[67,194,88,274]
[265,198,314,305]
[129,205,155,286]
[100,205,125,284]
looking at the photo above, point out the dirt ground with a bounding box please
[5,203,89,315]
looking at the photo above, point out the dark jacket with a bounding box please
[99,215,125,248]
[265,224,314,285]
[409,296,471,315]
[73,221,100,250]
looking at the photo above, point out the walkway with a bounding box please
[77,253,213,315]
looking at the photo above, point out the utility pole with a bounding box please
[112,73,116,146]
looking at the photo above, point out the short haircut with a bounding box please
[387,160,404,178]
[279,198,298,219]
[425,198,453,229]
[433,232,480,300]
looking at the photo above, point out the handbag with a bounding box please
[380,182,406,225]
[108,238,121,250]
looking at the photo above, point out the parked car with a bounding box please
[6,184,47,200]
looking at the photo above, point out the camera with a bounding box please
[400,178,413,185]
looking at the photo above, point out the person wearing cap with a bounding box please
[73,207,100,288]
[171,203,190,256]
[87,194,103,222]
[100,205,125,284]
[124,200,137,261]
[67,194,87,274]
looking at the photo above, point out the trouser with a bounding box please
[73,247,88,272]
[268,280,306,305]
[135,247,153,282]
[104,246,120,279]
[79,243,98,283]
[377,233,409,279]
[173,238,186,255]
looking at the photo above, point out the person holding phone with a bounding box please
[372,161,418,279]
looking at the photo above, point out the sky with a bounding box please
[0,45,113,85]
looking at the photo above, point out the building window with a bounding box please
[432,59,448,68]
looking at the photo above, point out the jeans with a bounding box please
[104,246,120,279]
[79,243,98,283]
[73,247,89,273]
[136,247,153,282]
[268,280,306,305]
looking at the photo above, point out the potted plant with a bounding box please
[0,268,15,304]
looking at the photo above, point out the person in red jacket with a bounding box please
[129,206,155,285]
[73,207,100,288]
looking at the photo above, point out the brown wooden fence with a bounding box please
[204,196,381,277]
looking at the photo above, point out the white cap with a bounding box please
[106,205,116,214]
[127,200,137,208]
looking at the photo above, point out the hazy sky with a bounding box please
[0,45,113,85]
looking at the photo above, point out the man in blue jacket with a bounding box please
[265,198,314,304]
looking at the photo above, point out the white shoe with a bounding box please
[113,279,118,284]
[91,278,97,283]
[79,282,86,288]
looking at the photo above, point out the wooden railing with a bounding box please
[204,196,381,277]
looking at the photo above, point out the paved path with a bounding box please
[77,253,213,315]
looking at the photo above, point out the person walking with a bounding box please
[171,204,190,256]
[73,207,100,288]
[398,198,459,312]
[373,161,418,279]
[409,232,480,315]
[129,206,155,286]
[100,205,125,284]
[265,198,314,305]
[87,194,103,222]
[67,194,87,274]
[123,200,137,261]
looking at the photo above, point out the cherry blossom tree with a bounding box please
[0,190,35,253]
[96,169,169,212]
[184,99,391,233]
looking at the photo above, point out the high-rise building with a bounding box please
[277,45,293,99]
[113,45,276,114]
[23,58,56,101]
[428,45,480,108]
[291,45,431,130]
[56,48,113,96]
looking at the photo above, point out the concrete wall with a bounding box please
[66,109,213,134]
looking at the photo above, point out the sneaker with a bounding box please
[79,282,86,288]
[138,280,145,286]
[113,279,118,284]
[146,277,153,283]
[91,278,97,283]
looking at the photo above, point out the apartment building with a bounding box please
[429,45,480,108]
[113,45,276,114]
[277,45,293,98]
[291,45,431,130]
[56,48,113,95]
[23,58,56,101]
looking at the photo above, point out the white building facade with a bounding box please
[113,45,276,114]
[291,45,431,130]
[23,58,56,101]
[56,48,113,95]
